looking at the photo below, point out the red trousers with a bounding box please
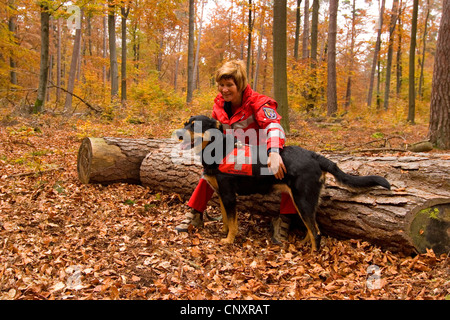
[187,178,297,214]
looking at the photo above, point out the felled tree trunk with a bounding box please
[77,137,167,184]
[77,137,450,255]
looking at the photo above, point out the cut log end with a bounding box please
[409,200,450,255]
[77,137,94,184]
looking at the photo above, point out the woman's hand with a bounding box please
[267,152,286,180]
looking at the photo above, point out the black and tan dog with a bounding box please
[177,115,390,251]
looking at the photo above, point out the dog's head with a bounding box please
[176,115,223,153]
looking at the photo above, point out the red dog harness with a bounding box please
[218,143,253,176]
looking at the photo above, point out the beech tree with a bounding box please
[34,2,50,114]
[64,8,83,114]
[186,0,195,104]
[108,0,119,99]
[273,0,289,132]
[428,0,450,149]
[407,0,419,124]
[327,0,338,117]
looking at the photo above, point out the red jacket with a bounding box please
[211,85,286,153]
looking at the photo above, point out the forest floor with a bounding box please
[0,109,449,300]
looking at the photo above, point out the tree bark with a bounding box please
[34,4,50,114]
[273,0,290,133]
[302,0,309,59]
[77,137,169,184]
[64,10,83,114]
[108,1,119,99]
[186,0,195,104]
[326,0,338,117]
[77,137,450,255]
[408,0,419,124]
[121,6,130,104]
[367,0,385,108]
[8,0,18,86]
[294,0,302,60]
[384,0,399,111]
[428,0,450,149]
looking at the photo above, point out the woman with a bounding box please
[175,60,296,243]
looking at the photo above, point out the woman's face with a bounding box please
[218,78,241,106]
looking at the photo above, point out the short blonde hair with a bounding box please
[215,60,248,93]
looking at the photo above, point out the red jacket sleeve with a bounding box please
[253,101,286,153]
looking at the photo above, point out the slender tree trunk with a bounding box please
[327,0,338,117]
[273,0,289,133]
[64,10,83,114]
[186,0,195,104]
[310,0,319,62]
[253,5,265,91]
[408,0,419,124]
[8,0,17,86]
[367,0,385,107]
[418,1,430,100]
[108,1,119,99]
[396,1,403,97]
[384,0,399,110]
[34,4,50,114]
[193,0,205,91]
[246,0,253,79]
[121,6,130,104]
[294,0,302,60]
[344,0,356,109]
[103,13,107,86]
[428,0,450,149]
[302,0,309,59]
[56,18,61,102]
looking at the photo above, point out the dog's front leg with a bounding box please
[218,197,228,234]
[221,208,237,244]
[219,193,237,244]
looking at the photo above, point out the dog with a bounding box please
[176,115,391,251]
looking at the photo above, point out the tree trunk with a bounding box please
[121,6,130,104]
[294,0,302,60]
[8,0,18,86]
[326,0,338,117]
[56,18,62,102]
[34,4,50,114]
[418,1,430,99]
[64,10,83,114]
[246,0,253,79]
[428,0,450,149]
[408,0,419,124]
[273,0,290,133]
[77,137,170,184]
[186,0,195,104]
[77,137,450,255]
[384,0,399,111]
[108,1,119,99]
[344,0,356,109]
[302,0,309,59]
[193,0,205,91]
[367,0,385,108]
[396,1,403,97]
[310,0,319,62]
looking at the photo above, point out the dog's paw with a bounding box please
[220,238,234,245]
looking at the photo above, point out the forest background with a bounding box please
[0,0,449,300]
[0,0,447,137]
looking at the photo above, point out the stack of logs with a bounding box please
[77,137,450,255]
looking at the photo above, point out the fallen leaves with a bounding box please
[0,116,449,300]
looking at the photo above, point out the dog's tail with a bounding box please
[313,153,391,190]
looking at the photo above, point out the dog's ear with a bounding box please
[215,120,223,132]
